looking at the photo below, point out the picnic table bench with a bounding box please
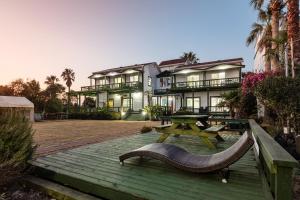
[154,115,224,149]
[204,124,226,133]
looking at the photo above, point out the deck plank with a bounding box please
[30,132,270,200]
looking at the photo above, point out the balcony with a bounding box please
[171,77,240,92]
[80,81,143,93]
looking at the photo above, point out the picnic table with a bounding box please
[155,115,224,149]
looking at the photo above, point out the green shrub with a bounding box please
[68,110,117,120]
[144,105,164,120]
[45,98,63,113]
[140,126,152,133]
[0,111,36,186]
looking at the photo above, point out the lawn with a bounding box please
[33,120,160,157]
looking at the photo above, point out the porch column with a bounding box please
[192,92,194,112]
[129,92,132,110]
[182,93,185,107]
[207,89,209,113]
[106,92,109,108]
[79,94,81,112]
[96,93,99,108]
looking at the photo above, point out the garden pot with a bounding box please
[295,135,300,155]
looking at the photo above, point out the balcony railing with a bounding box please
[171,77,240,90]
[81,81,142,92]
[208,106,229,113]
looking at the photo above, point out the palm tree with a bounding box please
[287,0,300,77]
[180,52,199,64]
[246,8,272,71]
[45,75,59,86]
[61,68,75,114]
[218,90,241,118]
[44,75,65,99]
[250,0,284,72]
[269,0,284,71]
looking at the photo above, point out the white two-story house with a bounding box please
[75,57,244,118]
[77,62,159,113]
[152,58,244,114]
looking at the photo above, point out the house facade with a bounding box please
[75,57,244,116]
[153,58,243,115]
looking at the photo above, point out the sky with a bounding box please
[0,0,257,90]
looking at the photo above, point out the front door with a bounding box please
[122,98,133,111]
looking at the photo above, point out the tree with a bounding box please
[0,85,13,96]
[83,97,96,109]
[287,0,300,77]
[218,90,241,118]
[9,79,25,96]
[61,68,75,114]
[180,52,199,64]
[44,75,65,99]
[246,8,272,71]
[44,98,63,113]
[249,0,285,71]
[21,80,44,112]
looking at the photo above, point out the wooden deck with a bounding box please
[30,132,270,200]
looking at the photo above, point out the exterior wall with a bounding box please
[175,73,204,83]
[98,92,108,107]
[132,92,143,111]
[143,63,160,107]
[205,68,240,79]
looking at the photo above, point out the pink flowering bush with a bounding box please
[241,71,280,95]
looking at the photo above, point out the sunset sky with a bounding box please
[0,0,257,90]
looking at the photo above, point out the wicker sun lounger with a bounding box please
[119,131,254,182]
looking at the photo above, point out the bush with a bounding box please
[0,111,36,186]
[45,98,63,113]
[68,110,120,120]
[144,105,164,120]
[140,126,152,133]
[255,76,300,134]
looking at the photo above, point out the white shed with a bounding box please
[0,96,35,122]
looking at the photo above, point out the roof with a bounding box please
[159,58,187,67]
[156,70,173,78]
[0,96,34,108]
[91,62,156,77]
[174,57,244,72]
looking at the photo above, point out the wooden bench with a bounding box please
[155,124,172,130]
[204,125,226,133]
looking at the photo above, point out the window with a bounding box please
[129,74,139,82]
[122,98,132,108]
[161,97,167,106]
[114,77,122,83]
[187,74,200,87]
[186,97,200,109]
[160,77,171,88]
[96,79,106,85]
[187,74,199,82]
[148,76,152,86]
[211,72,225,86]
[152,97,157,105]
[211,72,225,79]
[210,96,228,112]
